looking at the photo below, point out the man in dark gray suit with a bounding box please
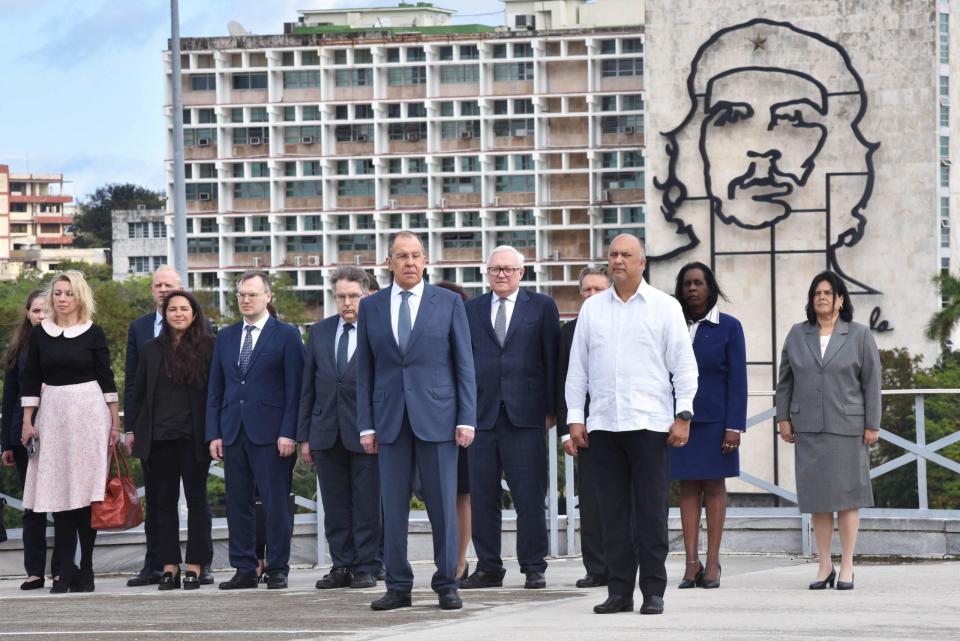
[298,266,381,590]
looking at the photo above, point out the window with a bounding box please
[230,107,245,123]
[199,218,216,233]
[622,151,643,168]
[197,163,217,178]
[334,124,373,142]
[408,157,426,173]
[942,196,950,218]
[128,256,167,273]
[184,128,216,147]
[281,51,295,66]
[601,96,617,112]
[602,58,643,77]
[942,135,951,158]
[128,222,150,238]
[514,98,534,114]
[600,115,643,134]
[235,236,270,253]
[941,75,949,97]
[441,120,481,139]
[941,12,949,65]
[249,107,268,122]
[285,181,323,197]
[388,159,403,174]
[283,125,320,144]
[515,154,533,170]
[389,214,403,229]
[942,165,951,188]
[402,102,424,118]
[286,236,321,252]
[516,209,534,225]
[283,106,296,122]
[355,159,374,175]
[335,105,349,120]
[460,100,480,116]
[442,176,480,194]
[599,39,617,54]
[185,183,217,200]
[409,213,427,228]
[438,46,454,61]
[442,232,482,248]
[623,207,644,224]
[354,49,372,64]
[283,70,321,88]
[188,238,218,255]
[389,178,428,195]
[386,47,400,63]
[231,72,267,90]
[387,103,402,119]
[495,230,535,248]
[495,175,535,192]
[493,155,509,171]
[200,273,218,287]
[942,104,950,128]
[388,122,427,141]
[601,171,643,190]
[601,152,618,168]
[441,64,479,84]
[336,180,374,197]
[460,44,479,60]
[333,50,348,65]
[232,127,269,145]
[190,74,215,91]
[234,218,245,232]
[303,105,321,120]
[494,99,509,115]
[622,38,643,54]
[622,94,644,111]
[492,44,507,59]
[335,69,371,87]
[232,164,245,179]
[356,104,374,119]
[406,47,426,62]
[439,101,454,117]
[234,182,269,199]
[493,62,534,81]
[513,43,533,58]
[495,211,510,226]
[250,162,269,177]
[493,118,534,137]
[302,50,320,65]
[304,215,322,231]
[388,67,427,85]
[337,234,375,251]
[197,108,215,123]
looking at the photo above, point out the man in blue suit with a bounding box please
[462,246,560,590]
[123,265,214,587]
[356,231,476,611]
[206,270,304,590]
[298,265,381,590]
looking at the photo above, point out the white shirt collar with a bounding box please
[243,314,270,332]
[495,288,520,304]
[690,306,720,326]
[41,319,93,338]
[338,316,357,330]
[609,279,649,304]
[391,279,425,299]
[154,310,163,326]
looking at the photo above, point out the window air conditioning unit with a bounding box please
[601,190,611,201]
[622,126,636,135]
[356,134,368,142]
[514,129,528,137]
[516,14,536,30]
[942,96,951,107]
[252,256,262,267]
[388,199,398,208]
[301,135,315,145]
[459,130,473,140]
[198,192,212,201]
[942,218,952,229]
[405,132,420,142]
[608,181,621,190]
[295,255,304,266]
[249,137,262,146]
[197,137,211,146]
[307,255,320,266]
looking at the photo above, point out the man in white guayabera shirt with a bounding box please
[565,233,698,616]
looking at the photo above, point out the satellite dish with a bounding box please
[227,21,249,36]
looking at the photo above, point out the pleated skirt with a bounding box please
[795,431,874,514]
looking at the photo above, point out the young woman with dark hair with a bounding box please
[130,290,215,590]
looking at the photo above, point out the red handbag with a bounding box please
[91,445,145,531]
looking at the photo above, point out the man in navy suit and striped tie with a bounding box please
[356,231,477,611]
[206,271,305,590]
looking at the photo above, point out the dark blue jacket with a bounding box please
[465,288,560,430]
[124,311,157,431]
[1,353,27,451]
[297,314,362,453]
[692,312,748,430]
[356,283,477,444]
[205,316,305,446]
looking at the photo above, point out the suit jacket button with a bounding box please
[240,400,244,404]
[241,380,245,385]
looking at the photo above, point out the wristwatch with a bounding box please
[676,410,693,421]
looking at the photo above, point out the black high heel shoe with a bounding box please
[158,570,182,591]
[678,561,704,589]
[836,573,855,591]
[809,566,836,590]
[701,564,722,589]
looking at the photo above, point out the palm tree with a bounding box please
[925,272,960,349]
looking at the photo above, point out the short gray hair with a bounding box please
[486,245,525,268]
[388,231,425,257]
[578,265,612,288]
[330,265,369,292]
[237,270,272,293]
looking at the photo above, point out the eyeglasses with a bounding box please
[236,292,264,301]
[334,293,363,302]
[487,266,522,276]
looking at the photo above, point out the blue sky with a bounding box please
[0,0,503,202]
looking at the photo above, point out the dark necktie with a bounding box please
[337,323,353,377]
[494,297,508,346]
[398,290,412,353]
[239,325,255,374]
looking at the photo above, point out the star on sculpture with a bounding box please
[750,35,767,51]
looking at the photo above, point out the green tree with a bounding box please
[72,183,164,248]
[925,272,960,350]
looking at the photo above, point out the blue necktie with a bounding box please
[239,325,255,374]
[337,323,353,377]
[398,291,412,353]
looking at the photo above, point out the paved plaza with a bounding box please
[1,554,957,640]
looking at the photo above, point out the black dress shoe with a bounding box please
[183,571,200,591]
[20,578,45,591]
[126,568,163,587]
[593,595,633,614]
[639,595,664,615]
[267,573,288,590]
[158,571,181,591]
[461,569,504,589]
[375,568,386,581]
[576,573,608,588]
[524,571,546,589]
[438,588,463,610]
[371,589,413,611]
[350,572,377,589]
[218,571,259,590]
[199,567,215,585]
[316,567,353,589]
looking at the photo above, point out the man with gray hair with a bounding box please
[462,245,560,590]
[297,266,381,590]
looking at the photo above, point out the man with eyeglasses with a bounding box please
[356,231,476,611]
[297,266,381,591]
[462,245,560,590]
[206,270,305,590]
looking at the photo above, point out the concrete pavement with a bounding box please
[1,555,957,640]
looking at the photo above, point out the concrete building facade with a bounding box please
[111,208,169,280]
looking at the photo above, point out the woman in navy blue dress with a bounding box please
[670,263,747,589]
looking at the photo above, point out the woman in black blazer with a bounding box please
[131,291,214,590]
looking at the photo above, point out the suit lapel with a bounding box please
[226,323,243,374]
[404,283,436,354]
[321,316,339,375]
[373,290,400,355]
[480,292,501,346]
[243,316,277,374]
[804,323,823,367]
[821,320,849,368]
[502,288,529,348]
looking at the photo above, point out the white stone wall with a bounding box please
[644,0,940,495]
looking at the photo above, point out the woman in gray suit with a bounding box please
[775,271,881,591]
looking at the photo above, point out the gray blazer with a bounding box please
[775,320,881,436]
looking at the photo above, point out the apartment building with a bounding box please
[111,207,169,280]
[0,164,77,279]
[165,1,643,319]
